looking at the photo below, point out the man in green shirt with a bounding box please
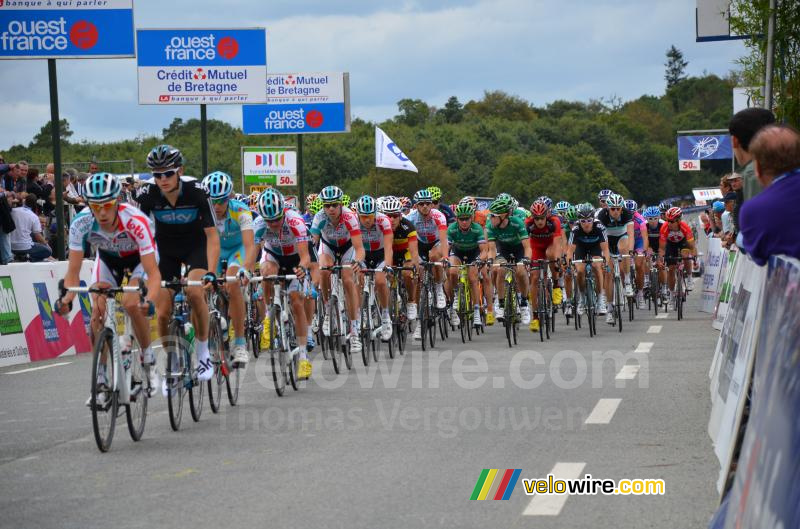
[446,202,488,328]
[486,195,532,325]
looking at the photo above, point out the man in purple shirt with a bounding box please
[740,125,800,266]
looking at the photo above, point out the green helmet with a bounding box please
[565,205,578,221]
[489,195,513,214]
[309,196,323,215]
[427,186,442,201]
[341,194,351,207]
[454,202,475,217]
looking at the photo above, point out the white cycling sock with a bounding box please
[143,345,155,364]
[196,339,209,362]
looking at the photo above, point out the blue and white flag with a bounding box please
[375,127,418,172]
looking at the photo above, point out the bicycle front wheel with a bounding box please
[188,346,204,422]
[207,317,224,413]
[91,328,117,452]
[166,321,186,431]
[125,334,147,442]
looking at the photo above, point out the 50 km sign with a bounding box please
[242,146,297,188]
[0,0,135,59]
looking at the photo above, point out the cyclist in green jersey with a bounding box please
[446,202,488,327]
[486,195,532,325]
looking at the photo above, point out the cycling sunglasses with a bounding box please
[579,218,594,223]
[609,207,622,212]
[152,169,178,180]
[457,216,472,222]
[323,203,340,209]
[417,201,432,207]
[211,197,228,205]
[88,201,116,213]
[533,215,547,221]
[386,213,402,219]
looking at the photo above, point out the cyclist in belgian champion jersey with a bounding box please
[136,145,220,382]
[58,172,162,402]
[381,196,420,322]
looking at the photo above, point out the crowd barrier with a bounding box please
[705,251,800,528]
[0,261,94,368]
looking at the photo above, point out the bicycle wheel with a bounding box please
[188,343,204,422]
[585,281,596,338]
[207,317,224,413]
[504,291,513,348]
[393,288,406,355]
[511,294,519,345]
[614,277,623,333]
[418,284,428,351]
[677,274,684,321]
[125,334,148,442]
[269,307,286,397]
[226,356,241,405]
[328,296,342,374]
[286,310,300,391]
[343,317,353,371]
[249,297,261,359]
[427,285,437,349]
[371,303,381,363]
[360,292,371,367]
[91,328,117,452]
[166,321,185,432]
[537,287,545,343]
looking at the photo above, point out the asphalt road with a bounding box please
[0,288,720,529]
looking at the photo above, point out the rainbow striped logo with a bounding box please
[470,469,521,500]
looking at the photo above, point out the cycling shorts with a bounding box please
[93,251,147,288]
[393,249,412,268]
[495,242,524,264]
[417,240,440,262]
[158,236,207,282]
[261,250,303,293]
[607,234,628,256]
[449,246,480,264]
[319,239,355,265]
[365,249,386,270]
[664,240,690,261]
[218,244,245,275]
[573,243,603,261]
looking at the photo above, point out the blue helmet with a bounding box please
[643,206,661,219]
[202,171,233,199]
[712,201,725,213]
[413,189,433,203]
[624,199,637,211]
[320,185,344,204]
[84,172,121,203]
[257,188,285,221]
[355,195,376,215]
[597,189,613,200]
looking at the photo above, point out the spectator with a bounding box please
[729,107,775,215]
[725,172,742,234]
[721,192,736,246]
[13,160,28,197]
[711,201,725,237]
[26,167,49,202]
[0,181,13,264]
[719,175,732,197]
[10,195,52,262]
[61,171,82,206]
[74,172,88,211]
[740,125,800,265]
[88,162,99,174]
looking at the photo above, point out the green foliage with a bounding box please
[30,119,73,149]
[665,45,688,89]
[729,0,800,127]
[6,74,736,204]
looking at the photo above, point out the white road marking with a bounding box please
[647,325,662,334]
[634,342,653,353]
[585,398,622,424]
[3,362,72,375]
[615,365,640,380]
[656,313,668,319]
[523,462,587,516]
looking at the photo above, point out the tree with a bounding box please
[464,90,537,121]
[30,119,73,148]
[437,96,464,124]
[729,0,800,127]
[665,45,688,89]
[394,99,432,127]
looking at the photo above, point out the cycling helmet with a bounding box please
[644,206,661,219]
[427,186,442,201]
[489,195,513,214]
[414,189,433,203]
[712,201,725,214]
[597,189,613,200]
[202,171,233,200]
[400,196,411,208]
[658,200,672,213]
[320,185,344,204]
[248,192,260,211]
[306,193,318,207]
[146,144,183,169]
[577,203,595,219]
[554,200,570,213]
[665,207,682,222]
[624,199,637,211]
[356,195,377,215]
[565,205,579,222]
[537,196,553,210]
[606,194,625,208]
[460,196,479,210]
[381,196,402,214]
[511,197,520,211]
[257,189,285,221]
[84,172,121,203]
[530,201,548,217]
[342,194,351,207]
[454,202,475,217]
[284,200,298,212]
[309,196,323,215]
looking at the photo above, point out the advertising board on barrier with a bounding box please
[242,72,351,135]
[0,262,94,368]
[0,0,135,59]
[701,238,724,313]
[712,249,738,330]
[720,255,800,528]
[707,255,765,493]
[137,28,267,105]
[241,146,296,187]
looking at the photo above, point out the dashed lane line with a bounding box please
[523,462,587,515]
[584,398,622,425]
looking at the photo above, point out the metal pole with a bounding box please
[764,0,777,111]
[297,134,304,209]
[48,59,65,261]
[200,104,208,178]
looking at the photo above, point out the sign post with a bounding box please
[0,1,135,259]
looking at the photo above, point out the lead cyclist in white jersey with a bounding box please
[57,173,162,402]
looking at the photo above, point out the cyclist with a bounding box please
[427,186,455,224]
[257,189,313,379]
[399,196,412,216]
[381,196,420,322]
[355,195,394,341]
[446,201,488,328]
[312,185,365,355]
[486,194,532,325]
[566,203,610,316]
[58,172,161,403]
[658,207,697,302]
[658,200,672,221]
[407,188,449,318]
[626,199,649,309]
[525,200,563,332]
[643,206,665,295]
[597,189,613,212]
[202,171,257,366]
[137,145,219,383]
[595,193,635,323]
[459,196,495,324]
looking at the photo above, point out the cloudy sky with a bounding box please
[0,0,746,151]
